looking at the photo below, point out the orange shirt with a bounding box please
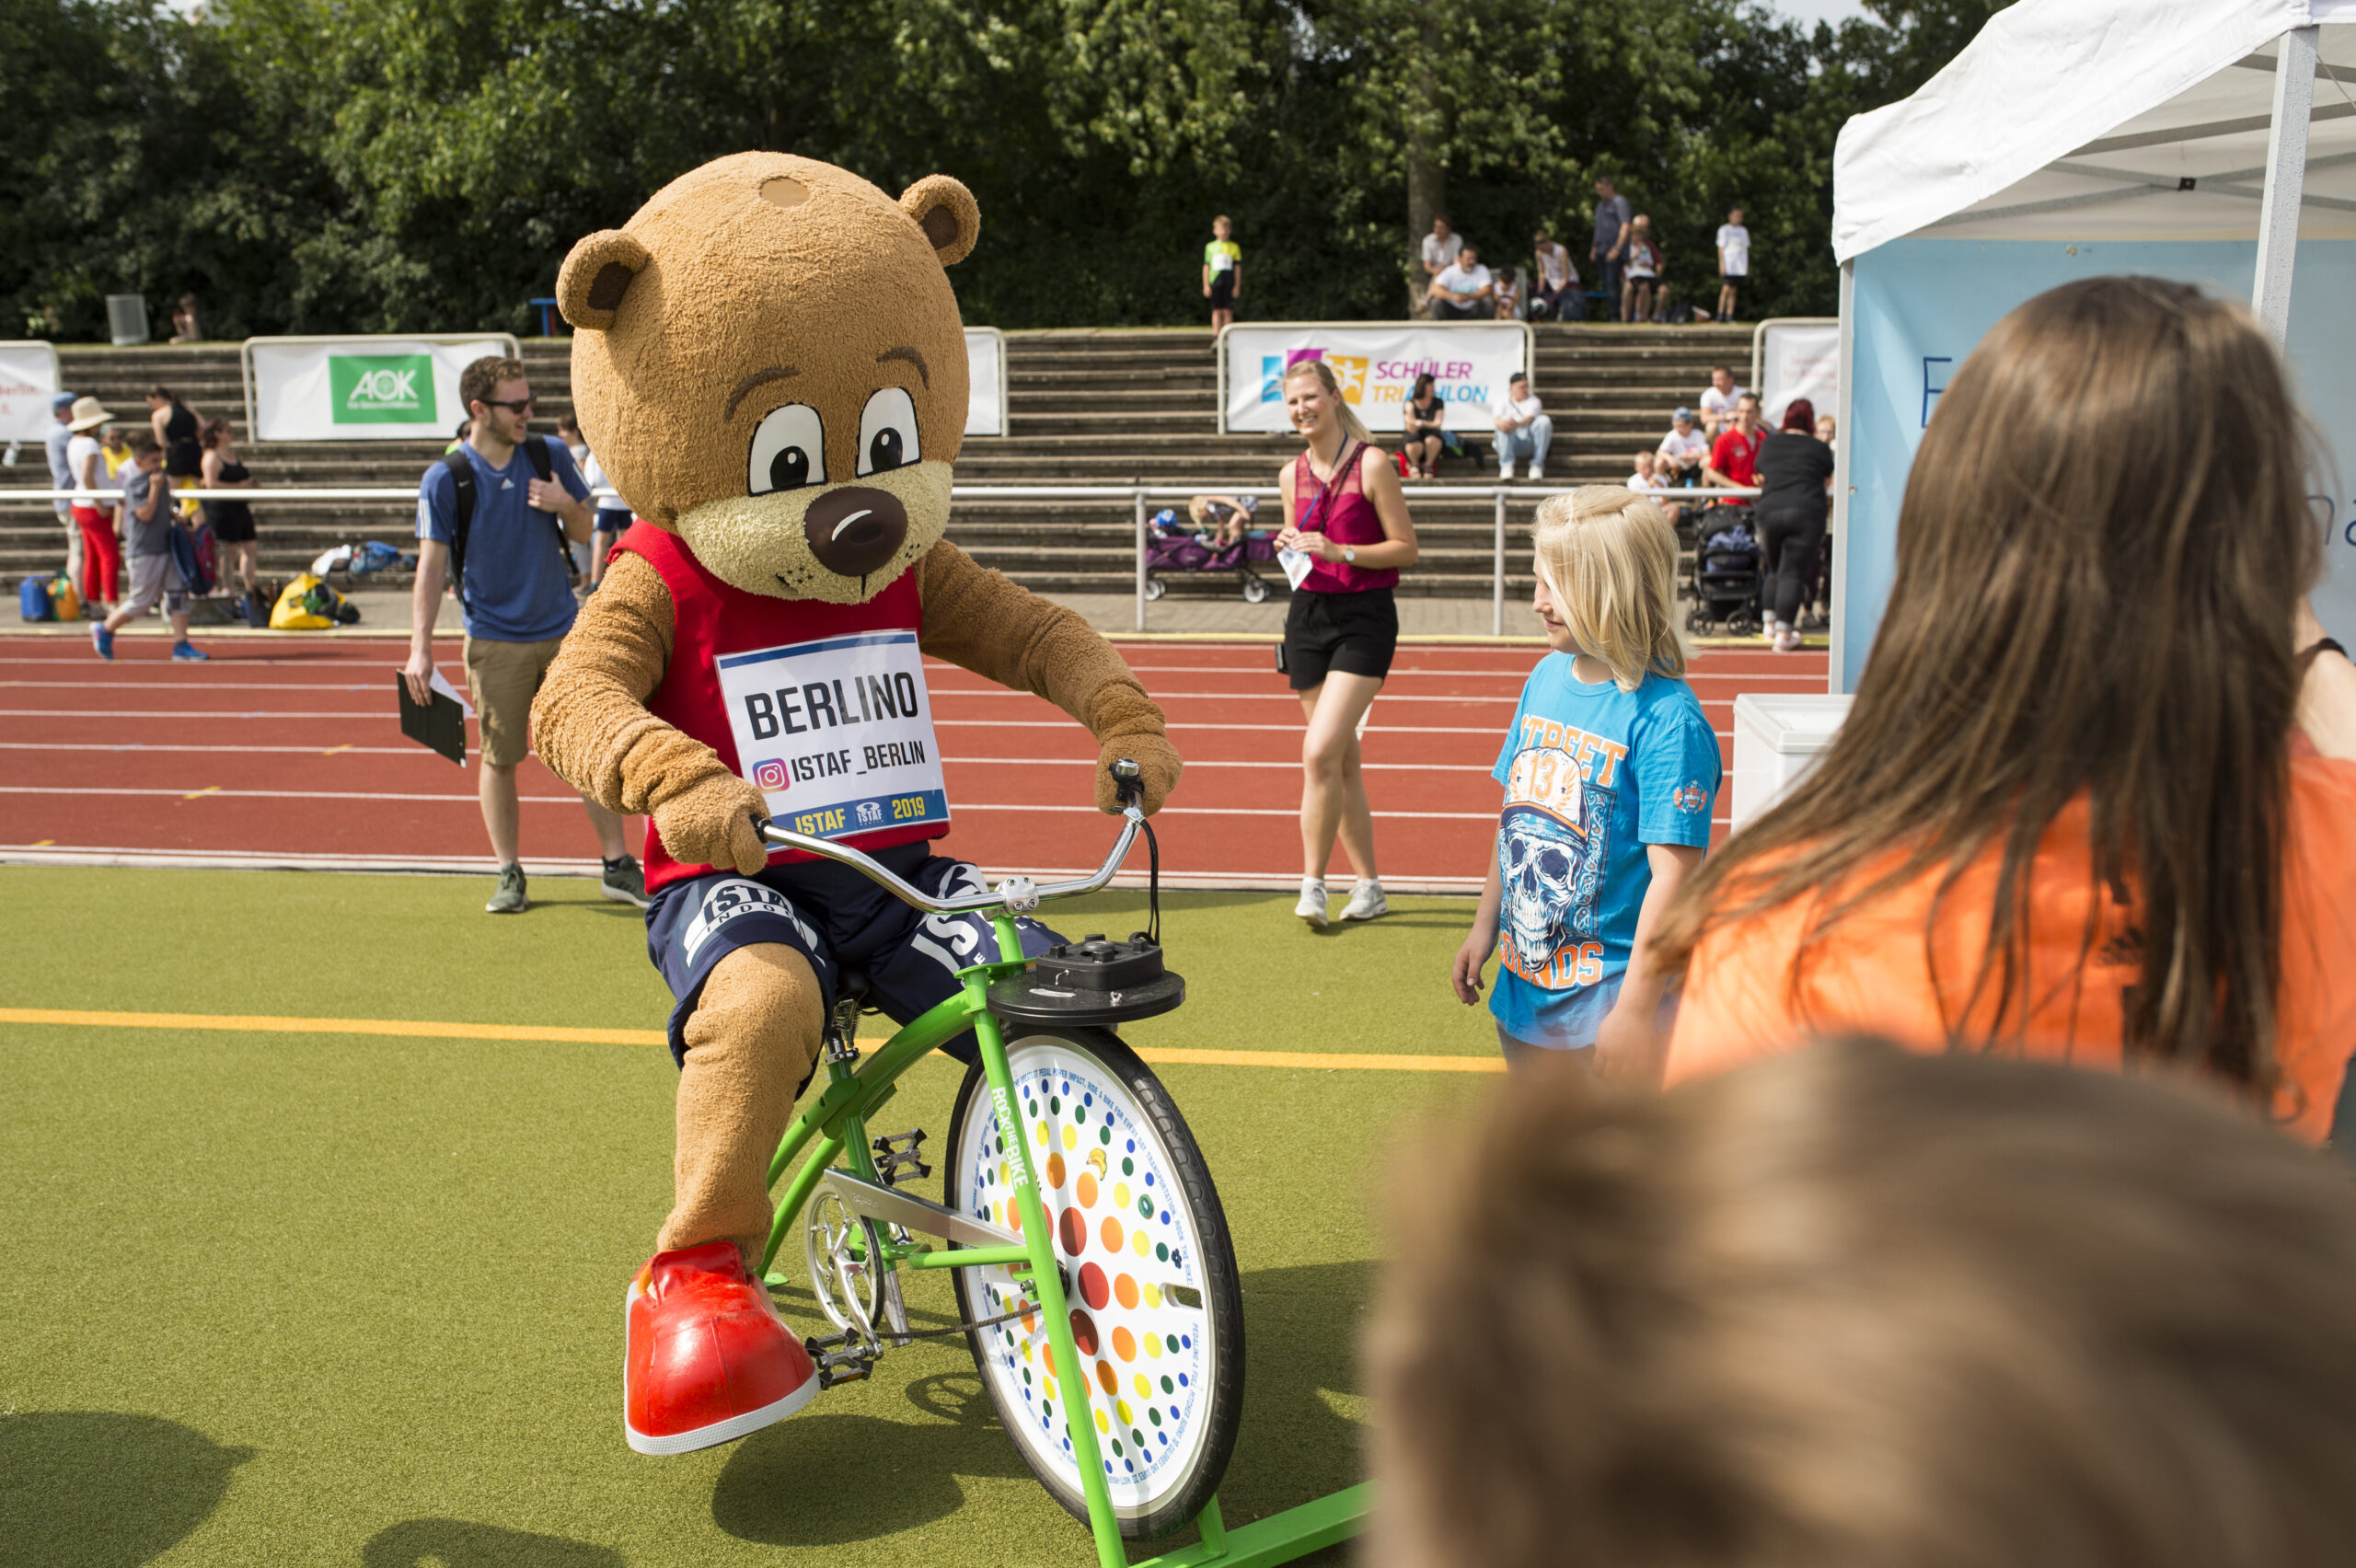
[1666,757,2356,1143]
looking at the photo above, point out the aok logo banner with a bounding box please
[329,354,437,424]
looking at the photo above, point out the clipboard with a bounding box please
[396,667,473,767]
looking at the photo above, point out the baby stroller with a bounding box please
[1145,503,1280,603]
[1684,508,1762,636]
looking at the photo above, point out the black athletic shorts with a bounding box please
[1279,587,1398,691]
[1207,271,1236,310]
[644,841,1064,1069]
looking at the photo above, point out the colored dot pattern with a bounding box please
[954,1045,1211,1503]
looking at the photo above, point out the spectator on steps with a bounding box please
[1657,408,1709,487]
[1699,365,1744,438]
[1591,178,1632,322]
[200,418,260,601]
[1530,231,1580,321]
[1203,214,1242,334]
[93,430,205,663]
[1704,393,1765,507]
[64,397,120,612]
[1753,398,1833,654]
[1494,266,1525,321]
[1816,411,1837,449]
[169,294,204,344]
[1621,215,1663,324]
[1187,492,1259,547]
[1715,208,1750,324]
[1420,216,1464,315]
[146,386,202,517]
[1428,245,1496,320]
[1491,373,1552,482]
[45,391,80,586]
[1402,373,1451,480]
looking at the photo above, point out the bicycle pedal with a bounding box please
[871,1128,932,1189]
[803,1329,882,1389]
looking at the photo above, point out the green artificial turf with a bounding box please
[0,867,1495,1568]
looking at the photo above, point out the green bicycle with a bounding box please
[752,762,1367,1568]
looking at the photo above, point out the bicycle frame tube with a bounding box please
[974,911,1130,1568]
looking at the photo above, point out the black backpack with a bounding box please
[439,436,571,610]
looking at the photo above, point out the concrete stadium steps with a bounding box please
[1,327,1747,592]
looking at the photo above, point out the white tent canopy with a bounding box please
[1835,0,2356,260]
[1823,0,2356,688]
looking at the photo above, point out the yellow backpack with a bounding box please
[47,575,80,622]
[270,573,335,630]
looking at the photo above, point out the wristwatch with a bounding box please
[1343,546,1357,564]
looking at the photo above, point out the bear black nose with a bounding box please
[803,486,908,579]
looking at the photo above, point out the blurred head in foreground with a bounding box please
[1369,1041,2356,1568]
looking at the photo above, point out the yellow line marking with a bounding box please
[32,838,52,846]
[0,1008,1500,1072]
[181,785,221,801]
[321,744,352,755]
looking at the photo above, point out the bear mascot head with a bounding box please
[556,153,980,604]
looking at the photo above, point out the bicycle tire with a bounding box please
[944,1025,1243,1539]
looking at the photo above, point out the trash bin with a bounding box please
[106,294,150,346]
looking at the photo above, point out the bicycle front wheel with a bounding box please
[944,1026,1243,1540]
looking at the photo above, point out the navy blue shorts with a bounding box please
[643,841,1064,1069]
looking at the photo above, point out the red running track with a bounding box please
[0,633,1830,890]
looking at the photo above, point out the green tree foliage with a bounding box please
[0,0,2010,339]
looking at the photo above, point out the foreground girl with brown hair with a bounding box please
[1657,276,2356,1137]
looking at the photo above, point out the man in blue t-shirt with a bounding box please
[403,354,645,915]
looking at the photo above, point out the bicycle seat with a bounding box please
[836,967,872,1009]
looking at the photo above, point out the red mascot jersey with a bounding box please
[617,523,952,894]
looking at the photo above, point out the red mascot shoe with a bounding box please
[624,1239,819,1454]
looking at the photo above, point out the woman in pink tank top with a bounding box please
[1273,357,1421,928]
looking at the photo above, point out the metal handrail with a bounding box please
[1,479,1764,636]
[756,801,1146,916]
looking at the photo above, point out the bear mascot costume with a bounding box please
[529,152,1183,1454]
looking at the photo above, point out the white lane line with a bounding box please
[926,688,1518,705]
[1,680,386,691]
[0,709,1516,736]
[0,741,1496,771]
[0,784,1498,820]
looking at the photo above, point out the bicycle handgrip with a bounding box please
[1110,756,1143,807]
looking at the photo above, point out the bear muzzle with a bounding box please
[803,487,908,579]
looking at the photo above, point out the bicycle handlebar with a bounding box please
[754,760,1149,917]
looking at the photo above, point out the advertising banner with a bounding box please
[1219,322,1531,434]
[1752,318,1838,428]
[0,341,61,444]
[964,327,1007,436]
[1840,239,2356,687]
[243,334,521,442]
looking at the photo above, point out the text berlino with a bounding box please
[743,672,923,740]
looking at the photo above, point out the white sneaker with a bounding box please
[1529,467,1544,482]
[1295,880,1329,928]
[1340,880,1390,921]
[1497,469,1515,484]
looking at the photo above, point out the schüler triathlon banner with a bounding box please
[243,335,521,442]
[1754,319,1837,427]
[1219,322,1531,434]
[0,341,61,444]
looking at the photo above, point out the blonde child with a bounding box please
[1449,487,1719,1076]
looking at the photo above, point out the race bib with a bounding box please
[716,629,950,841]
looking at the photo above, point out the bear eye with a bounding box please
[747,403,826,495]
[856,386,919,478]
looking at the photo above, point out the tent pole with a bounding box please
[1830,259,1854,695]
[2253,26,2318,346]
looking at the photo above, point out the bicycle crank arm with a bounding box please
[816,1169,1022,1251]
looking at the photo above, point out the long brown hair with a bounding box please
[1657,277,2320,1088]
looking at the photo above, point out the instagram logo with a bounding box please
[750,757,790,792]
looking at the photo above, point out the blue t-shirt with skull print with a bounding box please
[1487,655,1720,1048]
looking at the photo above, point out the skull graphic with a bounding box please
[1499,804,1595,979]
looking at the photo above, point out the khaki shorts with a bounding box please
[463,635,564,767]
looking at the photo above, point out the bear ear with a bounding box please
[557,229,652,331]
[899,176,979,266]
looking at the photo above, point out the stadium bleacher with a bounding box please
[0,323,1748,598]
